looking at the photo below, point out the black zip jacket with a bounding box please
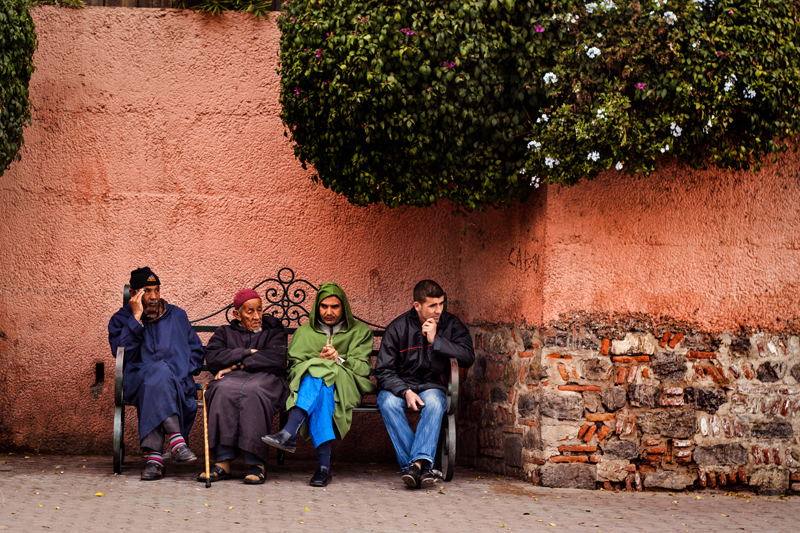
[374,308,474,397]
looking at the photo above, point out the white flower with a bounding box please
[692,40,699,49]
[743,86,756,99]
[585,2,597,14]
[519,168,526,175]
[587,151,600,162]
[536,113,549,124]
[663,11,677,25]
[615,161,623,171]
[531,176,541,188]
[545,156,560,168]
[528,140,542,151]
[660,144,670,153]
[599,0,616,10]
[670,122,682,137]
[703,114,715,133]
[596,108,607,120]
[724,74,737,93]
[654,0,668,7]
[543,72,558,85]
[586,47,601,59]
[597,33,603,38]
[552,14,557,19]
[565,14,579,24]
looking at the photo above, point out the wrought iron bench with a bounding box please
[113,268,458,480]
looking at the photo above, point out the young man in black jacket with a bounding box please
[374,280,475,489]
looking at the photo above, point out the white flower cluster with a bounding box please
[660,144,670,153]
[670,122,682,137]
[531,176,542,188]
[692,40,700,49]
[724,74,737,93]
[565,14,579,24]
[703,114,715,133]
[597,33,603,38]
[545,156,560,168]
[543,72,558,85]
[585,0,615,14]
[615,161,624,171]
[596,108,607,120]
[663,11,677,25]
[585,2,597,13]
[587,151,600,162]
[528,140,542,151]
[693,0,710,10]
[519,168,526,175]
[654,0,667,7]
[743,86,756,99]
[536,113,549,123]
[586,47,602,59]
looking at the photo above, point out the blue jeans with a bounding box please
[377,388,446,471]
[295,375,336,447]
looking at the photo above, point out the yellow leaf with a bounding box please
[38,504,43,507]
[501,525,505,528]
[299,521,305,524]
[257,500,263,503]
[305,507,310,511]
[550,523,556,526]
[722,514,729,517]
[95,493,104,497]
[55,507,60,510]
[183,518,189,521]
[228,506,233,510]
[164,510,171,513]
[204,504,210,507]
[695,496,702,499]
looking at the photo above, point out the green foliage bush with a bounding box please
[0,0,36,177]
[278,0,800,209]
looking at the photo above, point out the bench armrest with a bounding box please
[114,346,125,407]
[447,357,459,415]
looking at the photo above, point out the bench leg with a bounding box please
[437,413,456,482]
[113,404,125,474]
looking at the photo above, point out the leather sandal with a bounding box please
[196,464,232,483]
[243,465,266,485]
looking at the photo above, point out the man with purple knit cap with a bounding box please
[108,267,204,481]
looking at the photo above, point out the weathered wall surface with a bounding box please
[2,7,800,492]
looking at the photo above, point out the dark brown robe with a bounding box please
[204,315,289,462]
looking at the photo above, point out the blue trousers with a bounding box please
[295,375,336,447]
[377,389,446,471]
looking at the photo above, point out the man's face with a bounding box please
[233,298,263,332]
[135,285,161,320]
[318,296,343,326]
[414,296,445,323]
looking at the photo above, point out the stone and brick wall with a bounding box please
[458,314,800,495]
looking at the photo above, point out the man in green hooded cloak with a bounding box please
[262,282,375,486]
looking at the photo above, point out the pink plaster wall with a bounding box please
[1,7,799,455]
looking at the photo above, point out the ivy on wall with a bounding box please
[0,0,37,177]
[278,0,800,209]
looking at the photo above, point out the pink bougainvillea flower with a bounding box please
[535,25,544,33]
[636,83,646,89]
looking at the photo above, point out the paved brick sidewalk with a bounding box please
[0,454,797,532]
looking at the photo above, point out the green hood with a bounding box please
[309,282,355,333]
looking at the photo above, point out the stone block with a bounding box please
[651,352,688,383]
[541,463,597,490]
[503,435,524,468]
[791,363,800,384]
[643,471,697,490]
[517,393,538,419]
[541,393,584,420]
[611,333,657,355]
[637,410,696,438]
[583,391,602,413]
[503,360,520,387]
[684,387,728,415]
[627,385,661,408]
[750,468,789,496]
[582,358,613,381]
[757,362,786,383]
[601,387,627,412]
[491,386,509,403]
[596,460,632,482]
[600,438,640,460]
[752,422,793,439]
[522,425,542,450]
[488,330,514,354]
[693,444,748,466]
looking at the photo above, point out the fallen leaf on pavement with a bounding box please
[95,493,104,497]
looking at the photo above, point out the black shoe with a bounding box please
[402,464,421,489]
[141,461,164,481]
[419,468,437,489]
[170,443,197,464]
[309,466,332,487]
[261,429,297,453]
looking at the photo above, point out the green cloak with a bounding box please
[286,282,375,440]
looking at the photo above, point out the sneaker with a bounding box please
[141,461,164,481]
[401,464,421,489]
[170,443,197,464]
[419,468,437,489]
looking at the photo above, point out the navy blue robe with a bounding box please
[108,301,204,442]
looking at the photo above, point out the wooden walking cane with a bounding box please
[201,383,211,488]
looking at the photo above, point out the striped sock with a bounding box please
[147,451,164,466]
[168,433,185,453]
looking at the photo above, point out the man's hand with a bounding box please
[319,344,339,361]
[129,289,145,321]
[421,318,437,344]
[213,365,236,380]
[404,389,425,411]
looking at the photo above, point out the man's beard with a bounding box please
[143,302,160,320]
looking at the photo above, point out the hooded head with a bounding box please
[309,282,355,332]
